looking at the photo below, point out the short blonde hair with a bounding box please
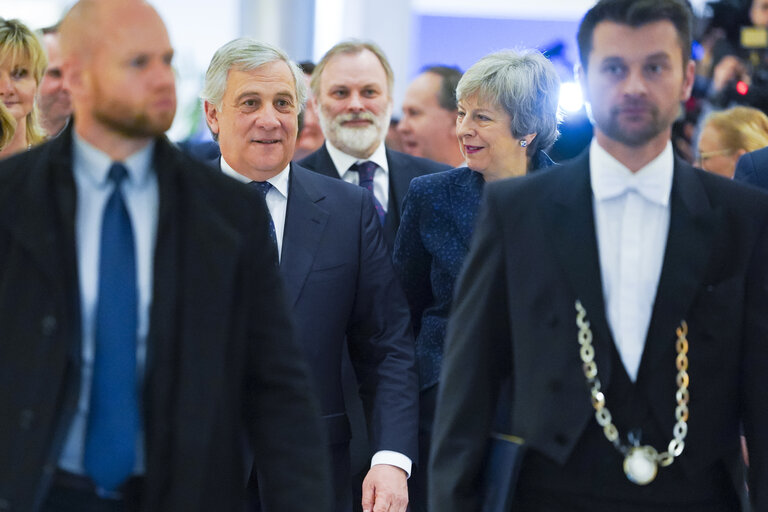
[702,106,768,154]
[0,102,15,151]
[0,18,47,145]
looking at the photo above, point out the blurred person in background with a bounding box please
[0,1,330,510]
[293,61,325,160]
[0,17,47,159]
[697,105,768,178]
[37,23,72,137]
[299,40,450,252]
[392,48,559,512]
[397,65,464,167]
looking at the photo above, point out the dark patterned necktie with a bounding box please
[250,181,279,260]
[84,162,139,491]
[349,161,386,225]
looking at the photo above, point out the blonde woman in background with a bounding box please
[0,102,14,151]
[0,17,47,159]
[697,106,768,178]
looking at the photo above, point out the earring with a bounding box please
[519,140,528,147]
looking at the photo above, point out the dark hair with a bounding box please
[577,0,693,70]
[40,22,60,35]
[298,60,315,75]
[421,65,463,111]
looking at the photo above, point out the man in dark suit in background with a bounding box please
[202,38,418,512]
[431,1,768,511]
[298,40,450,252]
[0,1,330,511]
[396,65,465,168]
[735,145,768,190]
[298,43,447,508]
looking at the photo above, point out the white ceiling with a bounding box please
[413,0,710,20]
[412,0,598,21]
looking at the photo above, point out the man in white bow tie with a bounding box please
[430,1,768,511]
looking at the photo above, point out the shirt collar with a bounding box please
[325,140,389,176]
[220,157,290,199]
[590,138,674,206]
[72,133,155,188]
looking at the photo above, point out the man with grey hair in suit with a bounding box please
[202,37,418,512]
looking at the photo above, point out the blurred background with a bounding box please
[3,0,750,161]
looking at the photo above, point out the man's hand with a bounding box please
[361,464,408,512]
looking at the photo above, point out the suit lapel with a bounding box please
[279,165,330,309]
[637,159,718,384]
[448,168,483,249]
[546,152,615,386]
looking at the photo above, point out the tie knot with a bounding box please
[250,180,272,197]
[350,161,378,181]
[108,163,129,185]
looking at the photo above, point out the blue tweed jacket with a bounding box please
[392,151,554,389]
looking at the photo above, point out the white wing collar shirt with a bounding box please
[325,140,389,212]
[590,138,673,382]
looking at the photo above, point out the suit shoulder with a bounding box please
[743,146,768,168]
[0,138,62,202]
[291,164,371,218]
[0,146,37,185]
[295,146,327,170]
[487,159,574,199]
[161,143,262,225]
[387,148,452,174]
[171,147,245,194]
[409,166,470,193]
[292,164,364,196]
[696,164,768,214]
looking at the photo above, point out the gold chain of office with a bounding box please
[574,300,690,485]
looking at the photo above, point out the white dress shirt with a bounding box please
[590,138,673,381]
[325,141,389,212]
[59,134,159,474]
[221,159,411,477]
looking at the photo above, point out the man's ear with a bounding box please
[62,57,84,99]
[681,59,696,102]
[204,101,220,137]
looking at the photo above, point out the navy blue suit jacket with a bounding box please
[735,146,768,191]
[392,167,484,391]
[280,163,417,462]
[393,153,555,391]
[207,160,418,463]
[297,144,450,251]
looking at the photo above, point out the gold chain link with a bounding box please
[575,300,690,468]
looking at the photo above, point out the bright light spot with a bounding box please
[559,81,584,112]
[736,81,749,96]
[314,0,345,62]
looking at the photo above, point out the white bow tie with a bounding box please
[595,167,669,205]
